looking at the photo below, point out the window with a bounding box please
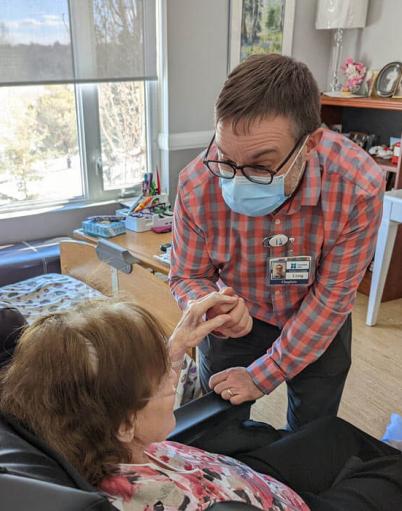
[0,0,157,212]
[98,81,147,191]
[0,84,82,206]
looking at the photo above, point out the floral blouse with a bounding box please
[100,441,310,511]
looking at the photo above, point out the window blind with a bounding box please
[0,0,157,86]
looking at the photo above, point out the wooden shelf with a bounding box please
[320,95,402,302]
[321,95,402,111]
[372,156,398,173]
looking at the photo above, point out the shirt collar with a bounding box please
[281,149,322,216]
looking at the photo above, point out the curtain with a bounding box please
[0,0,157,86]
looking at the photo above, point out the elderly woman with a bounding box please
[0,293,401,511]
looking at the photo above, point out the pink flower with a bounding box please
[341,57,366,91]
[99,476,134,502]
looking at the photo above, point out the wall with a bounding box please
[162,0,332,203]
[160,0,229,201]
[0,202,118,245]
[166,1,229,134]
[292,0,332,90]
[342,0,402,71]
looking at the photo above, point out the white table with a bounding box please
[366,190,402,326]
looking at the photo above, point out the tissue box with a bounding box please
[125,214,153,232]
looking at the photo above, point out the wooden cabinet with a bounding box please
[320,96,402,302]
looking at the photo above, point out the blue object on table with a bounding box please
[82,215,126,238]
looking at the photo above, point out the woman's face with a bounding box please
[134,368,177,446]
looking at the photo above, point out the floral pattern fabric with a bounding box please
[0,273,103,324]
[100,441,310,511]
[174,355,201,409]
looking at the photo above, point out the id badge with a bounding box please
[268,256,314,285]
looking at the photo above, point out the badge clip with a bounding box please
[263,234,290,248]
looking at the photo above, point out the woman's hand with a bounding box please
[169,291,237,363]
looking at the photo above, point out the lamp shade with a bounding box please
[316,0,369,30]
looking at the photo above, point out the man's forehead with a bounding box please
[215,130,287,163]
[216,115,294,137]
[215,116,295,153]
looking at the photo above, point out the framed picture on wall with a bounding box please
[228,0,296,73]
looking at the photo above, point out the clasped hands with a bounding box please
[169,288,263,404]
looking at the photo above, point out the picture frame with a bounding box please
[393,76,402,99]
[358,69,379,97]
[375,61,402,98]
[228,0,296,73]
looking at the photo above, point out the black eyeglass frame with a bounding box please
[203,133,306,185]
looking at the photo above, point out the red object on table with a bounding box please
[392,142,400,165]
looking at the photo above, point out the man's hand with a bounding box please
[209,367,263,405]
[206,287,253,338]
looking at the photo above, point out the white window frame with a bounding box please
[0,0,159,215]
[0,80,156,215]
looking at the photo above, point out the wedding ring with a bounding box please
[226,388,234,398]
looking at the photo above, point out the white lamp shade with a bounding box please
[316,0,369,29]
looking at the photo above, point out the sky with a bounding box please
[0,0,70,45]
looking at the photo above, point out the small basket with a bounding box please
[82,216,126,238]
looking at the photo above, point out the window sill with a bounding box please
[0,198,132,221]
[0,197,141,245]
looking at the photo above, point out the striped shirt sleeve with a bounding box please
[248,186,384,394]
[169,179,219,310]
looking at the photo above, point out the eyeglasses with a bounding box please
[203,134,306,185]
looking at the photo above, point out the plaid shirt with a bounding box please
[169,130,385,394]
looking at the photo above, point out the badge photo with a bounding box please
[271,260,287,280]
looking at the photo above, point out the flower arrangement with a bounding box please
[341,58,367,94]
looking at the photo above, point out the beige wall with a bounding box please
[164,0,332,203]
[342,0,402,71]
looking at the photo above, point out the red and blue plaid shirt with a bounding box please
[169,130,385,394]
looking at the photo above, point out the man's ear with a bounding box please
[116,414,136,443]
[306,128,323,156]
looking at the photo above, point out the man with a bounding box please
[271,262,286,280]
[169,54,384,430]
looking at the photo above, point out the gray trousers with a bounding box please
[198,314,352,431]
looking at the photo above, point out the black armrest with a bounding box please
[0,239,62,286]
[169,392,254,444]
[0,474,114,511]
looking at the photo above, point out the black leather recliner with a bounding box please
[0,304,27,369]
[0,238,63,287]
[0,395,259,511]
[0,304,259,510]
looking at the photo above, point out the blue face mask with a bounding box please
[221,174,287,217]
[220,141,307,217]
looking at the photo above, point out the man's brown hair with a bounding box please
[215,54,321,138]
[0,300,169,486]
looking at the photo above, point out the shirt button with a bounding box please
[275,219,281,225]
